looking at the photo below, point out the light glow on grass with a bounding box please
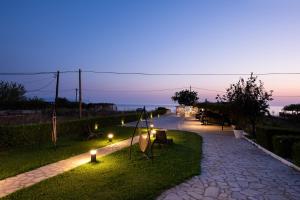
[3,131,202,200]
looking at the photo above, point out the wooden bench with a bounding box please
[152,130,173,145]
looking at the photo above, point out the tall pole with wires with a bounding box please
[79,69,82,118]
[55,71,60,108]
[52,70,59,148]
[75,88,78,102]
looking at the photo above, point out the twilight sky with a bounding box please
[0,0,300,106]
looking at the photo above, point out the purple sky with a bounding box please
[0,0,300,106]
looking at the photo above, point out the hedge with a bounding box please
[272,135,300,158]
[0,109,167,148]
[256,126,300,151]
[292,142,300,166]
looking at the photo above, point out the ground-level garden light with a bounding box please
[90,149,97,163]
[151,129,157,137]
[108,133,114,142]
[150,113,153,119]
[150,124,154,128]
[94,123,99,130]
[157,114,160,118]
[121,120,124,126]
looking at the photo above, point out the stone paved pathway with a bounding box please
[147,115,300,200]
[0,136,139,198]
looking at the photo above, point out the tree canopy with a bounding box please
[0,81,26,103]
[217,74,273,135]
[283,104,300,114]
[171,89,199,106]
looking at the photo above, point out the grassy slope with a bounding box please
[3,130,202,200]
[0,126,135,180]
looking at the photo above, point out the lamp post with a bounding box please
[90,150,97,162]
[108,133,114,142]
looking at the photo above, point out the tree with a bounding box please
[283,104,300,115]
[0,81,26,103]
[217,74,273,137]
[172,89,199,106]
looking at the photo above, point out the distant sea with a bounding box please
[117,104,284,116]
[116,104,177,112]
[269,106,284,116]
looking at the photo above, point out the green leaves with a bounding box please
[171,89,199,106]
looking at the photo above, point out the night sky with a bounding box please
[0,0,300,105]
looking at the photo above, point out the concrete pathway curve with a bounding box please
[147,114,300,200]
[0,136,139,198]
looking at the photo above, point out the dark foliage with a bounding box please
[171,89,199,106]
[256,126,300,151]
[292,142,300,166]
[0,109,167,148]
[283,104,300,113]
[217,74,273,136]
[272,135,300,158]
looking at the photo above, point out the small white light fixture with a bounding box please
[121,120,124,126]
[150,124,154,128]
[150,129,156,134]
[157,114,160,118]
[94,123,98,130]
[142,134,148,139]
[150,129,157,137]
[108,133,114,142]
[90,149,97,162]
[150,113,153,119]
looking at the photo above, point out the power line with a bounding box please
[273,95,300,98]
[192,86,225,93]
[0,72,56,75]
[84,87,188,93]
[83,71,300,76]
[0,70,79,76]
[26,78,55,93]
[1,70,300,76]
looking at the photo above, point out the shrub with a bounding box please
[0,109,167,148]
[272,135,300,158]
[292,142,300,166]
[256,126,300,151]
[0,123,52,147]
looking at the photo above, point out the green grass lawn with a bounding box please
[0,126,135,180]
[3,130,202,200]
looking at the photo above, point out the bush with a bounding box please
[256,126,300,151]
[292,142,300,166]
[272,135,300,158]
[0,109,167,148]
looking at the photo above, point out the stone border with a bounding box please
[0,136,139,198]
[243,135,300,172]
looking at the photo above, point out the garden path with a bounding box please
[0,136,139,198]
[149,114,300,200]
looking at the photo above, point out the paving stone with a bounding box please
[153,115,300,200]
[204,186,219,197]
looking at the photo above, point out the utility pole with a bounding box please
[52,70,59,148]
[79,69,82,118]
[190,85,191,92]
[55,71,60,110]
[75,88,78,102]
